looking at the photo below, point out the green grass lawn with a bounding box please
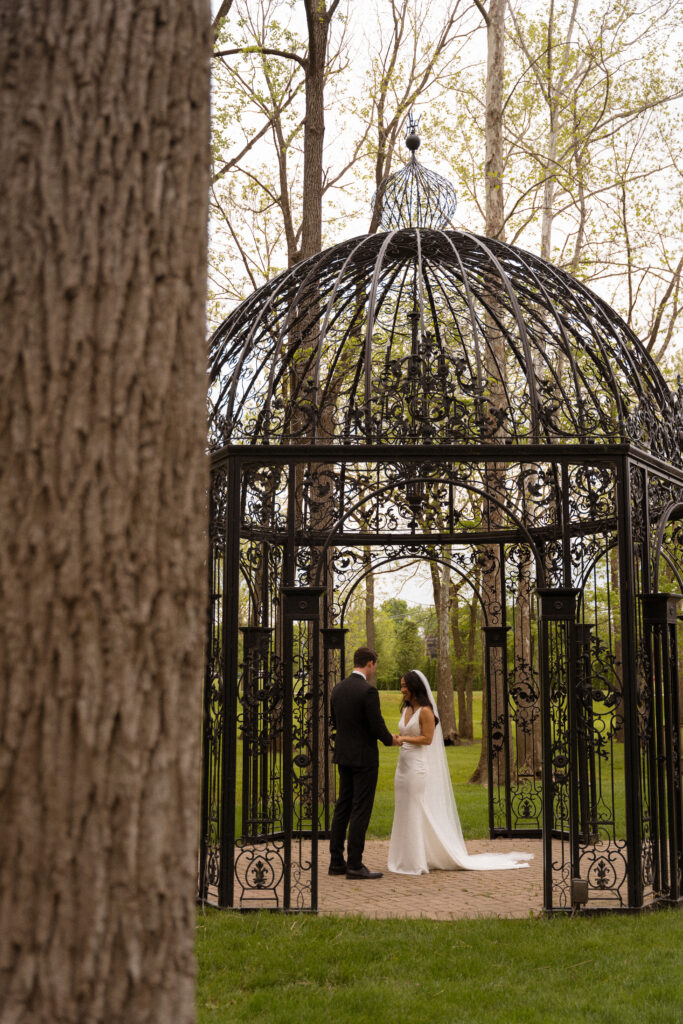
[196,907,683,1024]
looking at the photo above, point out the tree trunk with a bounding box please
[300,1,333,261]
[540,118,558,260]
[464,596,478,741]
[363,547,376,651]
[463,598,479,742]
[470,636,490,785]
[450,582,467,739]
[485,0,506,241]
[0,4,210,1021]
[470,0,510,786]
[431,558,458,744]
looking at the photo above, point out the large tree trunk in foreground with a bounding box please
[0,4,210,1021]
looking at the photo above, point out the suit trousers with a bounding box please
[329,764,379,870]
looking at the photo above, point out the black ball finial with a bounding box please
[406,130,421,152]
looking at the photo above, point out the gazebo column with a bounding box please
[575,623,599,844]
[239,626,274,842]
[321,627,348,834]
[219,456,241,908]
[537,588,584,910]
[482,624,511,834]
[640,593,683,905]
[280,585,325,911]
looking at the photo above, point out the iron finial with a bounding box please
[406,111,421,154]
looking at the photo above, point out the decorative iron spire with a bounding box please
[373,112,457,230]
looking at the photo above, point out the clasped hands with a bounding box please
[392,734,404,746]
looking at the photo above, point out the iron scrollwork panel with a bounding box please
[505,543,542,834]
[539,590,578,911]
[199,468,228,905]
[484,626,512,834]
[574,624,628,908]
[640,594,683,904]
[281,587,325,911]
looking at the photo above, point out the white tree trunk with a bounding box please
[0,3,210,1021]
[436,559,458,744]
[485,0,506,241]
[472,0,508,785]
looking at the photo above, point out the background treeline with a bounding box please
[344,594,484,693]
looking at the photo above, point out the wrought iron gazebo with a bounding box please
[199,124,683,915]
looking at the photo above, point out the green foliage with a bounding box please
[343,592,432,688]
[394,616,422,675]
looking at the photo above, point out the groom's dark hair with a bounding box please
[353,646,377,668]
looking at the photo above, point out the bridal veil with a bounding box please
[391,669,533,873]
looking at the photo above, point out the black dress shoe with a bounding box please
[328,862,347,875]
[345,864,383,879]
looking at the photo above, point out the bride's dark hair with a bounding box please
[401,670,439,725]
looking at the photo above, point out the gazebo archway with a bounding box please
[199,128,683,916]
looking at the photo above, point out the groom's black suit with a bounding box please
[329,670,394,871]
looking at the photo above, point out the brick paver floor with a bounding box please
[320,838,544,919]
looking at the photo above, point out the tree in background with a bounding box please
[362,0,472,232]
[343,593,430,688]
[0,2,210,1021]
[450,570,481,741]
[443,0,683,369]
[428,555,459,745]
[394,614,424,677]
[208,0,480,320]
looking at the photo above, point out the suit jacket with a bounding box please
[330,671,394,768]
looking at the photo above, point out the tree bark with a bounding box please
[431,558,458,745]
[300,0,338,261]
[452,578,478,742]
[0,3,210,1021]
[363,547,376,651]
[464,595,478,741]
[471,0,508,785]
[450,582,467,738]
[470,635,490,785]
[484,0,506,241]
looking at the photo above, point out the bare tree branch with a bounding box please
[213,45,308,69]
[647,254,683,353]
[211,120,271,184]
[212,0,234,35]
[472,0,490,27]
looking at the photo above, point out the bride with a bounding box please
[387,669,534,875]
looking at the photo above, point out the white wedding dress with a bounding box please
[387,672,533,875]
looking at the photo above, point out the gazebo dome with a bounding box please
[209,134,683,464]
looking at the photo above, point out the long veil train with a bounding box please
[387,669,533,874]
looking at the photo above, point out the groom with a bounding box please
[328,646,400,879]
